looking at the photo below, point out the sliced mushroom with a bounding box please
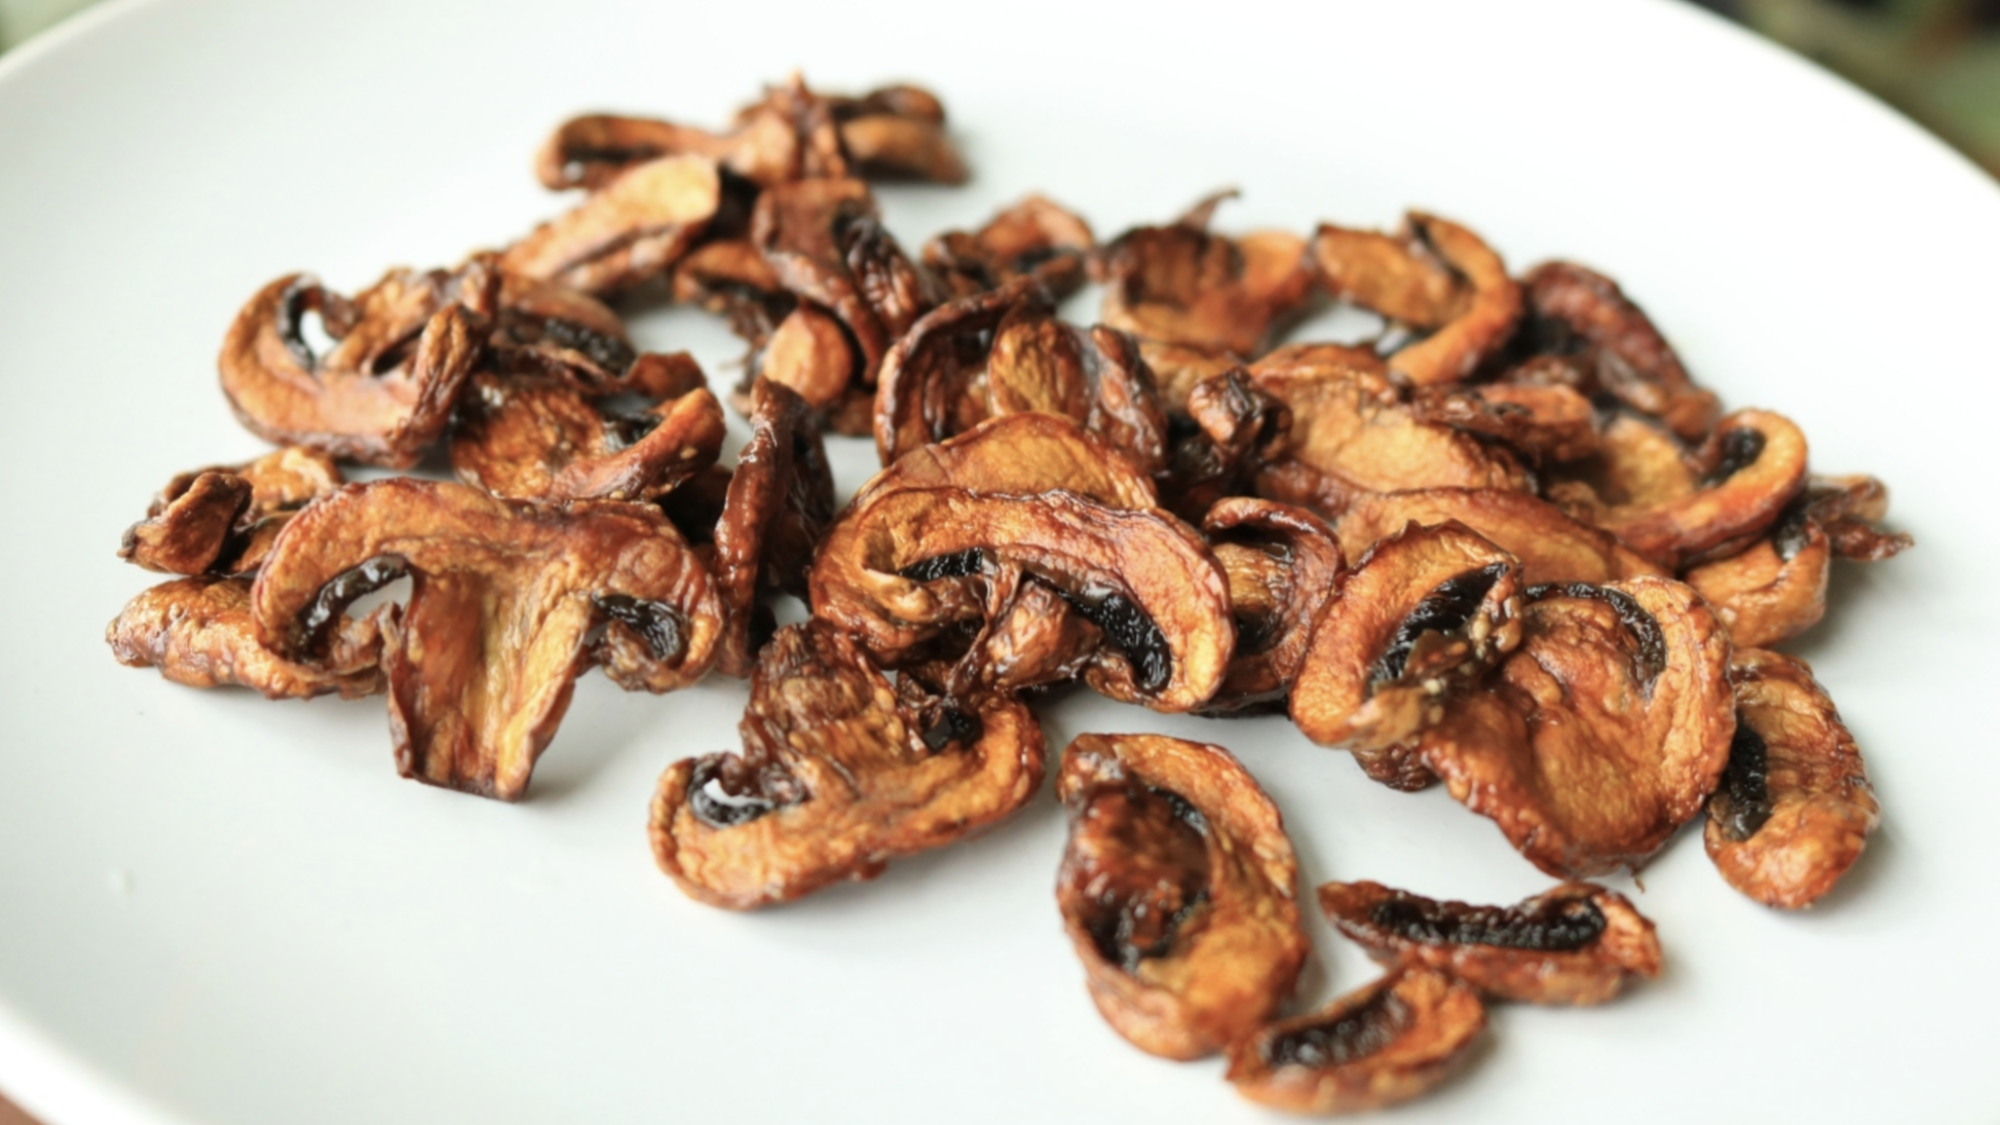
[251,479,721,800]
[1798,473,1913,562]
[1511,261,1719,440]
[751,304,857,413]
[1226,964,1487,1114]
[448,370,725,503]
[810,487,1233,712]
[923,195,1095,300]
[1682,500,1832,648]
[1311,212,1522,387]
[1096,190,1316,359]
[711,380,836,677]
[1201,499,1344,713]
[1706,648,1880,909]
[1291,521,1523,789]
[854,411,1157,512]
[650,620,1042,909]
[1584,409,1810,569]
[1139,339,1245,417]
[873,279,1167,471]
[1056,733,1309,1059]
[671,238,794,346]
[1318,880,1662,1005]
[1417,577,1734,877]
[1161,370,1292,521]
[1406,382,1600,463]
[107,575,385,700]
[1335,488,1665,587]
[118,447,346,578]
[500,154,722,297]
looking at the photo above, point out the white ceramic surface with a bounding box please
[2,1,1996,1121]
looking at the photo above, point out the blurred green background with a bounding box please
[0,0,1995,174]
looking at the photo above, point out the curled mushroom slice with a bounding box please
[1798,473,1913,561]
[1417,577,1734,877]
[1096,190,1315,359]
[1682,501,1831,648]
[1291,522,1523,789]
[1512,261,1719,440]
[501,154,722,297]
[1311,212,1522,387]
[1587,409,1809,569]
[1201,499,1343,713]
[1250,363,1528,516]
[711,381,836,677]
[1406,382,1600,463]
[1226,964,1487,1114]
[251,479,721,800]
[1056,733,1309,1059]
[810,487,1233,712]
[1161,370,1292,521]
[924,195,1095,301]
[219,271,485,467]
[1336,489,1665,587]
[650,620,1043,909]
[1318,881,1662,1005]
[108,576,385,700]
[119,447,346,578]
[1706,649,1880,909]
[448,371,725,503]
[853,412,1156,512]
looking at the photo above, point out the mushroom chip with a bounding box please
[448,371,726,503]
[1705,648,1880,909]
[851,411,1157,512]
[650,620,1042,909]
[1418,577,1734,877]
[251,479,721,800]
[1318,881,1662,1005]
[118,447,344,577]
[501,154,723,297]
[1291,521,1523,789]
[923,195,1095,301]
[1335,488,1665,588]
[108,575,385,701]
[1200,498,1343,713]
[1056,733,1309,1059]
[1226,964,1487,1114]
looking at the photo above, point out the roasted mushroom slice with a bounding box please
[1418,577,1734,877]
[671,238,793,346]
[873,278,1167,471]
[1706,648,1880,909]
[923,195,1095,300]
[1056,733,1309,1059]
[1335,489,1665,587]
[1682,501,1832,648]
[1250,363,1529,515]
[1311,212,1522,387]
[448,371,725,503]
[852,412,1156,512]
[219,271,485,467]
[1201,499,1343,713]
[1096,190,1315,359]
[1799,473,1913,562]
[1318,881,1662,1005]
[1406,382,1600,463]
[1291,522,1523,789]
[711,380,836,677]
[107,576,385,700]
[1161,370,1292,521]
[501,154,722,297]
[1588,409,1810,569]
[811,487,1233,712]
[252,479,721,800]
[119,447,345,577]
[1226,964,1487,1114]
[1510,261,1719,440]
[650,620,1042,909]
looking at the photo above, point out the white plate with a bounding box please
[2,0,1997,1121]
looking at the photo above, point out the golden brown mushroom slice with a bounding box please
[1250,362,1529,516]
[1311,211,1522,387]
[1335,488,1665,587]
[810,487,1233,712]
[448,370,725,503]
[107,575,385,700]
[118,447,345,577]
[251,479,721,800]
[873,278,1167,472]
[1587,409,1810,570]
[650,620,1042,909]
[1511,261,1719,441]
[1201,499,1343,714]
[1406,382,1601,463]
[711,380,836,677]
[1318,880,1662,1005]
[500,154,722,297]
[1706,649,1880,909]
[1056,733,1309,1059]
[1291,522,1523,789]
[1096,190,1316,359]
[852,411,1157,512]
[924,195,1096,301]
[1160,370,1293,521]
[1418,577,1734,877]
[1226,964,1487,1114]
